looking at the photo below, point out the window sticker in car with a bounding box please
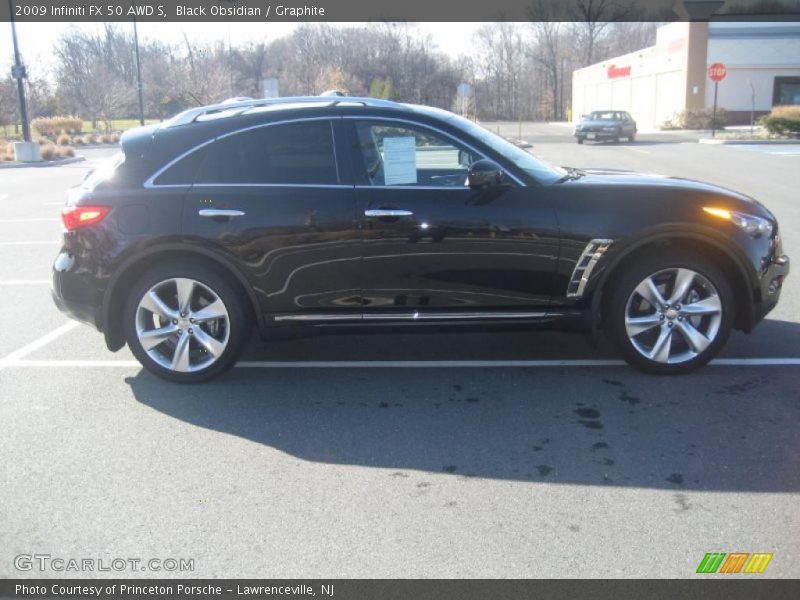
[383,136,417,185]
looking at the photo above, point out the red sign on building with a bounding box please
[607,64,631,79]
[708,62,727,82]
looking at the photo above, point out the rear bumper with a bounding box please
[575,131,620,141]
[51,250,103,331]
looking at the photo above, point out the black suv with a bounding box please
[53,97,788,382]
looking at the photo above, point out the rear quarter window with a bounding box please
[151,145,209,186]
[196,120,339,185]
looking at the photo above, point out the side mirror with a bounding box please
[468,159,505,189]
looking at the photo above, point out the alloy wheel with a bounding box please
[624,268,723,364]
[135,277,230,373]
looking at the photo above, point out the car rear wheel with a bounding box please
[606,252,734,374]
[577,138,584,144]
[124,262,250,382]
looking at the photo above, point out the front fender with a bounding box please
[585,223,761,331]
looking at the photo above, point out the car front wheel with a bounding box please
[606,253,734,374]
[123,262,250,382]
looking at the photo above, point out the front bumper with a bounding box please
[754,253,789,325]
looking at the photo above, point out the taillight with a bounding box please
[61,205,109,231]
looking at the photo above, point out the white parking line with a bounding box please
[2,357,800,369]
[0,322,78,370]
[0,280,51,285]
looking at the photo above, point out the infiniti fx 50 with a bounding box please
[52,97,789,382]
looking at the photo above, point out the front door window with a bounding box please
[354,121,475,188]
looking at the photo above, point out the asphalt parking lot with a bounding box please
[1,126,798,578]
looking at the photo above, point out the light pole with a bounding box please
[133,16,145,126]
[8,0,31,142]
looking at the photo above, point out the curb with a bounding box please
[698,138,800,145]
[0,156,86,169]
[71,143,121,150]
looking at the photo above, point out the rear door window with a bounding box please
[197,120,339,185]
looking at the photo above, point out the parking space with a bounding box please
[1,132,798,578]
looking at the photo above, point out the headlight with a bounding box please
[703,207,774,238]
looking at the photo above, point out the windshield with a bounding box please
[444,113,567,184]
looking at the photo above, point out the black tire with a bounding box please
[123,260,251,383]
[577,138,584,145]
[605,250,735,374]
[628,132,636,143]
[611,135,620,144]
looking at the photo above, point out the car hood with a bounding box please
[561,167,769,214]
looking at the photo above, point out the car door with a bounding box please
[177,117,362,319]
[345,117,560,316]
[621,112,635,137]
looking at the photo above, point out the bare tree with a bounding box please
[0,77,19,136]
[568,0,637,66]
[603,22,659,58]
[180,34,230,105]
[54,27,135,128]
[527,5,563,120]
[473,23,528,120]
[232,42,270,98]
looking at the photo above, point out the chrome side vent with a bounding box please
[566,239,613,298]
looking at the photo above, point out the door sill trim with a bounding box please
[272,310,556,323]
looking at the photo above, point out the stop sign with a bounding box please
[708,62,727,82]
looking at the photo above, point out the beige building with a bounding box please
[572,22,800,129]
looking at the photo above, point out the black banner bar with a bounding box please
[2,580,800,600]
[2,0,800,22]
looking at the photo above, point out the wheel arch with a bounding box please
[590,231,758,332]
[102,243,263,351]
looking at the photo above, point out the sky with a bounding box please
[0,22,483,79]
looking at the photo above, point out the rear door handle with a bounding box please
[198,209,246,218]
[364,209,414,218]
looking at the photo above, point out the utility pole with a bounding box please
[8,0,31,142]
[133,16,145,126]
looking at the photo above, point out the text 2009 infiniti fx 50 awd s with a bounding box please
[52,97,789,382]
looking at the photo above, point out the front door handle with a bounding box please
[198,209,246,218]
[364,209,414,218]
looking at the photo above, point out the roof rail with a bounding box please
[165,96,403,127]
